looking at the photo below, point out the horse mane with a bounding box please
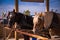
[49,12,60,36]
[50,12,60,28]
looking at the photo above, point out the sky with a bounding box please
[0,0,60,16]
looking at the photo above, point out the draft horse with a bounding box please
[33,12,60,39]
[7,11,33,40]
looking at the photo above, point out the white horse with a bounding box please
[33,12,60,39]
[33,12,51,38]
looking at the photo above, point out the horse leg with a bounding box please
[23,35,30,40]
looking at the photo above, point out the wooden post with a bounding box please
[14,0,18,40]
[15,0,18,12]
[46,0,49,12]
[14,22,18,40]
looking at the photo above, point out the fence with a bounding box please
[4,22,48,40]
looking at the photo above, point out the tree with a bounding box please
[24,10,30,16]
[2,12,6,18]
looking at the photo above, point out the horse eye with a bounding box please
[38,17,42,20]
[38,17,41,19]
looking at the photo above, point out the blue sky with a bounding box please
[0,0,60,16]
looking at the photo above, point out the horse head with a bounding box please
[7,11,16,27]
[33,12,44,33]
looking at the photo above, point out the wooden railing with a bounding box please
[4,27,48,40]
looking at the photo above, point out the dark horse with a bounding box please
[7,12,33,30]
[7,11,33,40]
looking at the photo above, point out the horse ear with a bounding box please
[39,12,42,17]
[35,12,37,15]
